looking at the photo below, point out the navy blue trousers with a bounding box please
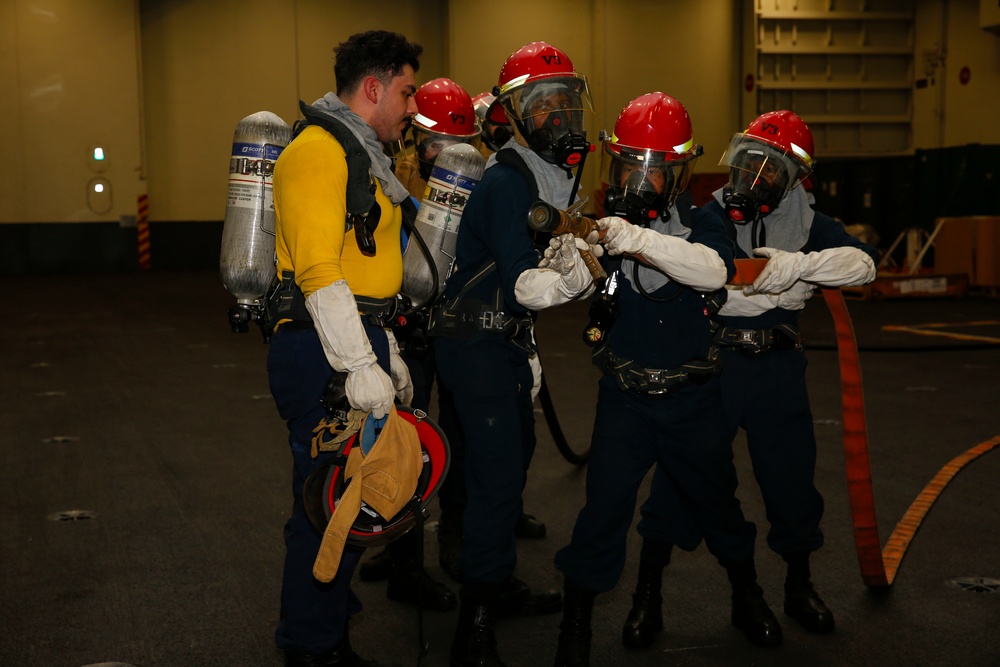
[402,342,467,517]
[638,347,824,557]
[267,321,389,653]
[434,335,534,584]
[556,375,756,592]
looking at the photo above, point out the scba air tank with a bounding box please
[402,143,486,307]
[219,110,292,332]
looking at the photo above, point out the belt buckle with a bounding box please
[737,329,764,353]
[644,368,672,395]
[480,310,497,331]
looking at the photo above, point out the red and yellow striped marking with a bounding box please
[137,193,150,270]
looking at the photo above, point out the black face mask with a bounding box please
[527,111,589,169]
[484,124,511,152]
[722,173,787,225]
[604,168,671,226]
[721,184,758,225]
[415,142,435,181]
[604,186,668,227]
[417,158,433,182]
[723,159,788,224]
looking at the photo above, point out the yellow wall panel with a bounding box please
[0,1,26,220]
[1,0,142,223]
[2,0,997,225]
[141,0,447,222]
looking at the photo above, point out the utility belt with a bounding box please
[713,323,803,355]
[265,270,410,331]
[427,297,535,353]
[593,343,721,396]
[425,261,536,355]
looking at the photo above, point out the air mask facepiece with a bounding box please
[604,166,671,227]
[486,125,512,152]
[719,133,811,225]
[526,108,590,169]
[412,126,465,182]
[499,77,594,170]
[600,136,698,227]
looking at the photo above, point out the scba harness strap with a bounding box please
[429,299,532,340]
[593,344,720,395]
[294,101,381,254]
[264,270,411,331]
[425,149,547,353]
[426,262,536,353]
[714,322,804,355]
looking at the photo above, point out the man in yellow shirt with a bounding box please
[268,29,421,667]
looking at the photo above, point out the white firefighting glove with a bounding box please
[515,233,596,310]
[598,216,728,291]
[305,280,395,419]
[747,246,876,294]
[772,279,816,311]
[384,328,414,406]
[720,279,817,317]
[528,327,542,402]
[718,289,780,317]
[538,229,603,270]
[528,354,542,402]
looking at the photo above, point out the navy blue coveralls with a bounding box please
[432,157,542,588]
[637,199,878,559]
[555,206,758,593]
[267,321,390,653]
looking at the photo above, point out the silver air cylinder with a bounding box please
[220,111,292,311]
[402,143,486,307]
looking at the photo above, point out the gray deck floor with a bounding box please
[2,270,999,667]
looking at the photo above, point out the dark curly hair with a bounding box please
[334,30,423,96]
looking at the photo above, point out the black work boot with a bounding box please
[783,551,835,633]
[622,539,672,649]
[438,511,464,583]
[361,530,417,582]
[450,584,506,667]
[285,630,384,666]
[724,559,783,647]
[553,578,597,667]
[386,559,458,612]
[498,576,563,617]
[358,546,393,582]
[364,532,457,612]
[514,511,547,539]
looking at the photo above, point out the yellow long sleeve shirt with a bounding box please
[273,124,403,299]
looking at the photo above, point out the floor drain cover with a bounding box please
[48,510,99,521]
[946,576,1000,593]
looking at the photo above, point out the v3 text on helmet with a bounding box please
[411,77,481,180]
[719,109,815,224]
[493,41,594,169]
